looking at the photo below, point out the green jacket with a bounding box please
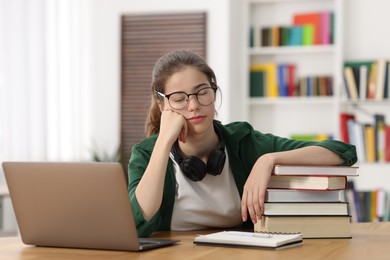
[127,121,357,237]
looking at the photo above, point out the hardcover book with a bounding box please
[263,202,349,216]
[268,175,347,190]
[265,189,344,202]
[272,165,359,176]
[255,215,351,238]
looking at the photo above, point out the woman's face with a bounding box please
[162,67,216,135]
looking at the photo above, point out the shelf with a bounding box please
[249,96,335,105]
[249,45,335,56]
[342,100,390,106]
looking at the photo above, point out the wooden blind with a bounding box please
[120,13,206,171]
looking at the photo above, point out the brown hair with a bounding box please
[145,49,217,137]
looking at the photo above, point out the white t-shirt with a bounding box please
[170,152,243,230]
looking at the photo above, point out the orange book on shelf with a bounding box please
[293,12,321,45]
[367,62,377,99]
[271,26,280,46]
[365,124,376,162]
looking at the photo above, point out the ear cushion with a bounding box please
[180,156,207,182]
[207,148,226,176]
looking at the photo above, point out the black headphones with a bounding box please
[171,125,226,182]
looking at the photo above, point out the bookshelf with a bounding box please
[241,0,390,203]
[242,0,343,140]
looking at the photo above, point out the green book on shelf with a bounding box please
[302,25,314,45]
[250,70,265,97]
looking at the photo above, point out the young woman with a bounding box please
[127,49,357,237]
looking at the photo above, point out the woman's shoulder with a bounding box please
[215,120,258,141]
[132,135,158,152]
[215,120,255,133]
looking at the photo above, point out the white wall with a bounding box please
[89,0,236,155]
[344,0,390,60]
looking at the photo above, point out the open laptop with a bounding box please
[2,161,179,251]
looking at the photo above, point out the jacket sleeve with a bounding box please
[266,133,358,166]
[127,142,164,237]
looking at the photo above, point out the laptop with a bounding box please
[2,161,179,251]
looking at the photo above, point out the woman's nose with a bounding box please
[187,95,200,110]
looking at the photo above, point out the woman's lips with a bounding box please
[187,115,206,123]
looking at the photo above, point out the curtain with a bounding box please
[0,0,92,183]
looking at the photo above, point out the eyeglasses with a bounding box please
[156,85,217,110]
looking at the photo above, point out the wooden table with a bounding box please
[1,222,390,259]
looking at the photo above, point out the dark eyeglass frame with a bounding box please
[156,84,218,110]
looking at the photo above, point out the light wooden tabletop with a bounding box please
[1,222,390,260]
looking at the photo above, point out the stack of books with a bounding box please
[254,165,359,238]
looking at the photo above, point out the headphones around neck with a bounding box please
[171,125,226,182]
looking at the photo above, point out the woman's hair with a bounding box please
[145,49,217,137]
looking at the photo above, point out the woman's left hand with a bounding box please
[241,154,274,224]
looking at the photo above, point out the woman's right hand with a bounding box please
[159,109,188,144]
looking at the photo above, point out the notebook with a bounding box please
[2,161,179,251]
[194,231,303,250]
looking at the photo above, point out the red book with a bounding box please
[385,125,390,162]
[340,112,356,143]
[287,64,296,96]
[293,12,321,45]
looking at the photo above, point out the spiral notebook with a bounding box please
[194,231,303,250]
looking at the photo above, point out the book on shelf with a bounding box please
[272,165,359,176]
[320,11,331,45]
[252,11,333,48]
[349,120,366,163]
[293,12,321,45]
[375,59,387,101]
[343,67,359,101]
[386,125,390,162]
[343,113,390,163]
[374,114,386,162]
[302,25,314,45]
[255,215,351,238]
[287,64,296,96]
[343,61,374,100]
[365,124,376,163]
[368,62,377,99]
[359,65,368,100]
[290,133,333,142]
[346,188,390,223]
[193,231,303,250]
[271,26,280,46]
[277,64,289,97]
[268,175,347,191]
[343,60,390,101]
[265,189,345,203]
[339,112,356,144]
[249,69,265,97]
[288,26,303,46]
[297,75,333,97]
[250,64,278,97]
